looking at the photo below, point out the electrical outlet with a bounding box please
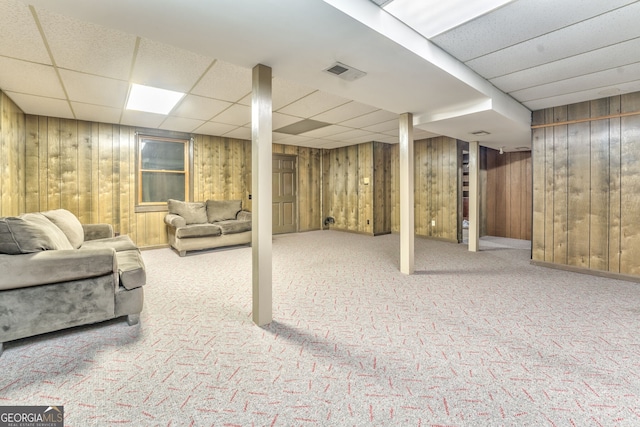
[367,219,370,225]
[431,219,436,226]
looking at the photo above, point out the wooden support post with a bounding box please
[399,113,414,274]
[251,64,272,326]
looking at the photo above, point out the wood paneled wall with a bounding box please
[391,136,460,242]
[485,149,532,240]
[0,92,25,217]
[373,142,392,235]
[532,92,640,276]
[193,134,251,211]
[323,143,374,234]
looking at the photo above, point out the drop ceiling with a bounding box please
[1,0,638,152]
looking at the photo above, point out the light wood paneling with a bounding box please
[390,136,460,241]
[0,92,25,216]
[531,90,640,277]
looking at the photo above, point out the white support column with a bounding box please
[251,64,272,326]
[399,113,414,274]
[468,141,480,252]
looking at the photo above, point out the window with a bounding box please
[137,134,190,208]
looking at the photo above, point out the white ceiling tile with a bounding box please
[6,92,73,118]
[273,134,315,145]
[0,0,50,64]
[71,102,121,124]
[272,132,290,142]
[60,69,128,107]
[172,95,232,121]
[523,80,640,111]
[273,112,301,130]
[0,57,65,98]
[237,93,251,106]
[299,124,351,138]
[160,116,205,133]
[433,0,636,61]
[363,119,399,133]
[492,37,640,93]
[132,38,214,92]
[223,126,251,140]
[511,62,640,102]
[466,2,640,79]
[210,104,250,126]
[120,109,166,128]
[195,121,238,136]
[277,90,350,118]
[339,109,398,128]
[191,60,252,102]
[333,129,375,142]
[312,101,379,123]
[37,7,135,80]
[374,135,399,144]
[272,77,316,110]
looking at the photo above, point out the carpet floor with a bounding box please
[1,230,639,426]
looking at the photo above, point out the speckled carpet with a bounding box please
[1,230,639,426]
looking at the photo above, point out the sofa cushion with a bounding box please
[42,209,85,249]
[215,220,252,235]
[168,199,207,224]
[116,250,146,290]
[80,235,138,252]
[0,213,73,254]
[206,200,242,223]
[175,223,222,239]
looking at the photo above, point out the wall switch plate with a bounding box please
[431,220,436,226]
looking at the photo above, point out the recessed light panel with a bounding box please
[126,83,185,115]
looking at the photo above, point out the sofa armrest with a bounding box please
[0,248,117,291]
[236,210,252,221]
[165,213,186,228]
[83,223,114,241]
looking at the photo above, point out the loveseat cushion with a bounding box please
[175,223,222,239]
[0,213,73,254]
[116,250,146,290]
[168,199,207,224]
[80,235,138,252]
[215,220,252,235]
[42,209,84,249]
[206,200,241,223]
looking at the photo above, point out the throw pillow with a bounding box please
[0,213,73,254]
[42,209,85,249]
[206,200,242,223]
[167,199,207,224]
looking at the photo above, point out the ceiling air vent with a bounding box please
[323,62,367,82]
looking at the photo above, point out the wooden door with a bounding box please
[273,154,297,234]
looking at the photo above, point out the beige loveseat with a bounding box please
[164,199,251,256]
[0,209,145,356]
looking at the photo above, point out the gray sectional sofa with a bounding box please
[0,209,145,356]
[165,199,251,256]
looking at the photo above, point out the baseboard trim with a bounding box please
[530,260,640,283]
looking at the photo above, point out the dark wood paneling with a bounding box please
[485,149,532,240]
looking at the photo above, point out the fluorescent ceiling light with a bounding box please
[384,0,515,38]
[126,83,185,115]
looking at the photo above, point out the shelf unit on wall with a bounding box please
[462,152,469,221]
